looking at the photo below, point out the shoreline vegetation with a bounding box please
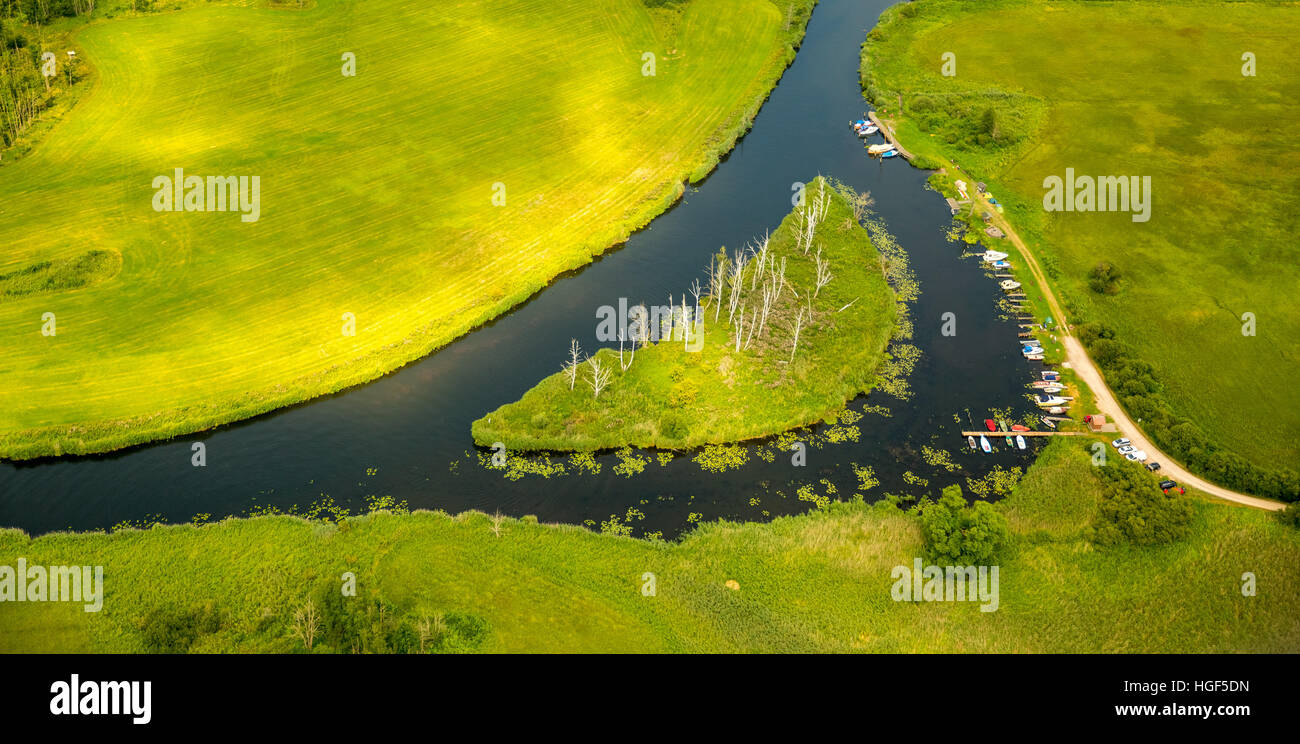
[0,0,819,461]
[4,436,1297,653]
[471,177,900,452]
[859,0,1300,503]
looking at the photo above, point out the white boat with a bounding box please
[991,260,1012,269]
[1048,406,1068,414]
[1026,353,1044,361]
[1041,416,1056,429]
[968,435,976,450]
[857,125,879,136]
[1035,394,1068,407]
[867,143,894,154]
[982,250,1009,262]
[979,435,992,453]
[1016,435,1026,450]
[1041,371,1061,381]
[1000,280,1022,291]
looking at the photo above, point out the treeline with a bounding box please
[3,1,100,26]
[1079,322,1300,503]
[0,24,49,147]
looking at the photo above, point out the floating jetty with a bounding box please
[959,431,1082,438]
[866,112,912,160]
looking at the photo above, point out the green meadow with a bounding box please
[0,0,816,459]
[472,177,899,451]
[860,1,1300,487]
[3,437,1297,653]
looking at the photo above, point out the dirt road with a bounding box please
[972,190,1284,512]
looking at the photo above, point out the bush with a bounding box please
[918,485,1009,564]
[139,603,222,653]
[1088,262,1122,294]
[1276,501,1300,530]
[1090,461,1194,546]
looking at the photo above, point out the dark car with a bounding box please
[1145,462,1161,471]
[1159,479,1185,495]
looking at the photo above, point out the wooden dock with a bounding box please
[866,111,913,160]
[960,431,1083,437]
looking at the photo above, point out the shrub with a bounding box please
[918,485,1009,564]
[1090,462,1194,546]
[1088,262,1122,294]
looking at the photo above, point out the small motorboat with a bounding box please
[867,143,894,154]
[984,419,997,432]
[1011,424,1030,432]
[968,435,976,450]
[1000,421,1012,446]
[1026,353,1044,361]
[1038,384,1065,394]
[982,250,1009,262]
[991,260,1011,269]
[880,150,899,159]
[1048,406,1068,415]
[979,435,992,453]
[1035,394,1068,408]
[1041,416,1056,429]
[857,125,879,137]
[1000,280,1022,291]
[1042,371,1060,381]
[1016,435,1026,450]
[1030,381,1056,389]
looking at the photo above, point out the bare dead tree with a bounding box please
[565,339,582,390]
[733,303,745,352]
[814,247,833,298]
[688,278,702,319]
[618,326,634,371]
[788,308,806,362]
[742,305,759,350]
[292,598,320,651]
[634,303,652,349]
[489,510,506,538]
[727,249,746,324]
[587,355,611,399]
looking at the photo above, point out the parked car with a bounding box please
[1145,462,1161,472]
[1159,480,1186,495]
[1118,445,1136,455]
[1126,450,1148,462]
[1111,438,1130,449]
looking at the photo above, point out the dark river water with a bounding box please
[0,0,1044,538]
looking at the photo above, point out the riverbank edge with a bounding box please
[0,0,820,462]
[857,0,1294,508]
[4,435,1299,653]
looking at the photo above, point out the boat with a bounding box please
[1025,353,1044,361]
[1035,394,1068,407]
[857,125,879,136]
[1041,371,1060,381]
[982,250,1009,262]
[880,150,899,159]
[1048,406,1068,415]
[1000,280,1022,291]
[1030,380,1057,388]
[979,435,992,453]
[1041,416,1056,429]
[1038,385,1065,393]
[968,435,976,450]
[1000,421,1012,446]
[1011,424,1030,432]
[991,260,1011,269]
[984,419,997,432]
[1016,435,1026,450]
[867,143,894,154]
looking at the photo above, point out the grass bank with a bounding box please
[471,177,898,451]
[860,0,1300,501]
[0,0,818,460]
[2,436,1297,653]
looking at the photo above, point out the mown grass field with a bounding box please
[471,177,898,451]
[2,436,1297,653]
[860,0,1300,470]
[0,0,816,459]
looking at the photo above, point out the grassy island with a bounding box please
[471,177,898,451]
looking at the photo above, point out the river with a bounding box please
[0,0,1045,538]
